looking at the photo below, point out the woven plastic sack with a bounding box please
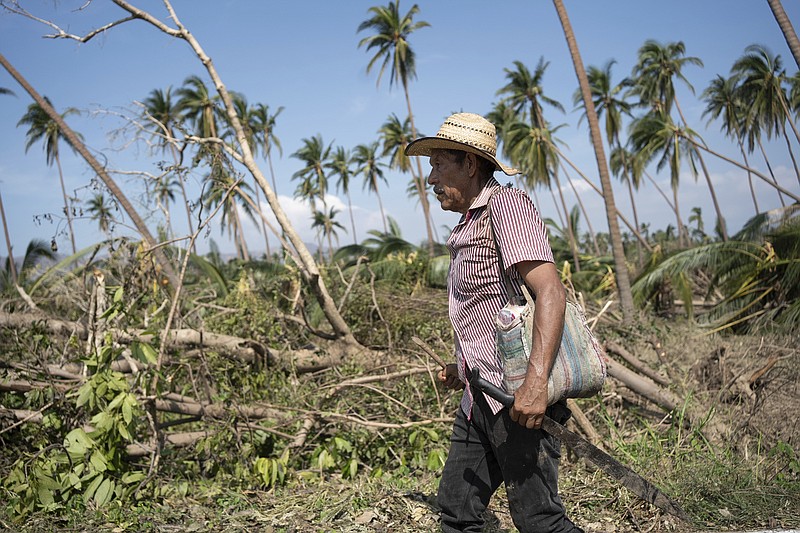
[495,298,607,405]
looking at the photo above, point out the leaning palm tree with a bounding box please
[767,0,800,69]
[354,141,389,233]
[0,187,17,285]
[629,39,728,241]
[574,60,643,263]
[701,74,762,214]
[327,146,359,244]
[732,44,800,186]
[553,0,635,319]
[17,97,80,255]
[357,0,435,254]
[2,52,178,284]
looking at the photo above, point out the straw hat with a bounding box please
[405,112,519,176]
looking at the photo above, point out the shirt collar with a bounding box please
[467,177,502,213]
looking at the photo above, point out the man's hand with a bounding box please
[510,377,548,429]
[438,363,464,390]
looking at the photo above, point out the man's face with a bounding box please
[427,150,474,213]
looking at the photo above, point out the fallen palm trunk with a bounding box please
[605,357,683,413]
[605,341,670,387]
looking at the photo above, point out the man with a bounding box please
[406,112,583,533]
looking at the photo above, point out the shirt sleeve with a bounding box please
[490,187,554,274]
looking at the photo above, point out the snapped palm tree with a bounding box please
[17,97,80,255]
[354,141,389,234]
[633,204,800,334]
[358,0,435,254]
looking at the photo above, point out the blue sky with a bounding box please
[1,1,799,257]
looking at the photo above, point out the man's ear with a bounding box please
[465,152,479,177]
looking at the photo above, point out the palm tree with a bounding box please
[0,187,17,285]
[628,112,696,246]
[767,0,800,69]
[1,52,178,284]
[141,86,195,242]
[628,40,703,117]
[251,103,284,194]
[176,75,220,140]
[291,134,332,214]
[151,174,180,239]
[701,75,762,214]
[201,168,254,262]
[574,60,642,262]
[312,206,346,262]
[17,97,80,255]
[0,239,55,295]
[377,113,436,243]
[357,0,435,254]
[354,141,389,233]
[732,44,800,186]
[553,0,635,320]
[628,39,729,241]
[504,120,581,271]
[86,193,115,236]
[327,146,359,244]
[494,58,594,265]
[497,58,565,129]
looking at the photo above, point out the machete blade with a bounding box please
[469,368,691,523]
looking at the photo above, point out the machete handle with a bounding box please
[469,368,515,407]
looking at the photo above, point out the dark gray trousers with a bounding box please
[437,391,583,533]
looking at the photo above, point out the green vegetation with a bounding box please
[1,1,799,531]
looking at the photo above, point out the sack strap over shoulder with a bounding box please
[486,189,532,307]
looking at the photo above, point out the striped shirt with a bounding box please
[447,178,554,415]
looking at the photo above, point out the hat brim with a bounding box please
[406,137,520,176]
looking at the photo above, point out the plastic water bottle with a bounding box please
[497,308,516,328]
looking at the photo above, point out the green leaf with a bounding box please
[76,383,93,408]
[122,396,134,425]
[108,391,126,410]
[140,343,158,365]
[83,474,103,503]
[93,477,114,506]
[121,472,145,485]
[113,286,124,303]
[90,450,108,473]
